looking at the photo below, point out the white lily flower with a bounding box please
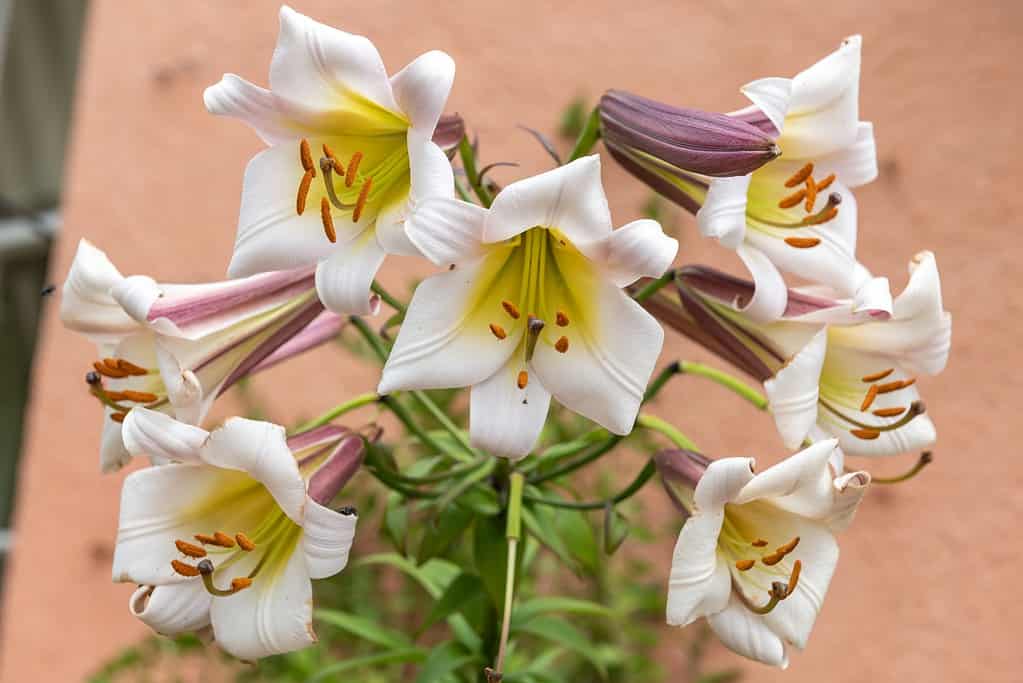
[660,440,870,668]
[673,251,950,468]
[116,408,362,660]
[60,239,344,472]
[204,5,456,315]
[378,156,678,458]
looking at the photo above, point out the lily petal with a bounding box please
[199,418,306,524]
[130,582,211,637]
[314,230,387,315]
[379,250,521,393]
[302,499,358,580]
[812,121,877,188]
[469,354,552,459]
[485,156,612,245]
[666,514,731,626]
[209,545,315,661]
[531,283,662,435]
[599,218,678,287]
[735,243,788,322]
[122,407,208,464]
[765,328,828,450]
[693,457,756,511]
[733,439,838,515]
[390,50,456,134]
[60,240,140,344]
[697,175,750,250]
[405,197,488,266]
[203,74,316,146]
[738,77,792,135]
[708,595,788,668]
[269,6,399,115]
[827,470,870,532]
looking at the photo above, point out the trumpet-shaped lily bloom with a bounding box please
[657,440,870,668]
[204,5,457,315]
[605,36,878,321]
[657,251,949,468]
[60,239,344,472]
[115,409,363,660]
[378,156,678,458]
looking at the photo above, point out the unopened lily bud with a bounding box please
[307,434,365,506]
[433,113,466,157]
[599,90,780,179]
[654,449,711,515]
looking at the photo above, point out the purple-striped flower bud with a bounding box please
[433,113,466,158]
[600,90,780,182]
[654,448,711,517]
[304,432,366,507]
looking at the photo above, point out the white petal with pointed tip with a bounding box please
[599,218,678,287]
[735,243,788,322]
[469,354,552,459]
[740,77,792,134]
[812,121,877,188]
[122,407,208,463]
[60,239,140,344]
[708,595,788,668]
[485,156,612,245]
[693,457,756,510]
[697,175,750,250]
[390,50,455,133]
[315,230,388,316]
[733,439,838,514]
[302,499,358,580]
[666,512,731,626]
[130,582,211,637]
[405,197,488,266]
[765,328,828,450]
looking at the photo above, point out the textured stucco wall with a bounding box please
[1,1,1019,680]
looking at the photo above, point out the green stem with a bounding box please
[492,473,525,678]
[679,361,768,410]
[459,135,494,207]
[873,451,933,484]
[636,413,698,450]
[524,459,656,510]
[349,315,390,363]
[380,456,490,486]
[292,392,379,433]
[567,107,602,162]
[370,281,407,315]
[631,270,676,303]
[527,434,623,485]
[410,390,477,462]
[644,361,681,404]
[378,394,450,458]
[365,463,441,499]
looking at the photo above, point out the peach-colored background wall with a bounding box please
[2,0,1020,680]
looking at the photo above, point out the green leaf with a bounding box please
[512,615,608,679]
[473,515,512,610]
[695,671,743,683]
[307,648,426,682]
[417,503,473,563]
[383,491,409,553]
[511,596,615,628]
[554,507,600,575]
[457,485,501,515]
[521,506,579,574]
[603,504,630,555]
[313,609,411,650]
[418,572,487,634]
[413,641,476,683]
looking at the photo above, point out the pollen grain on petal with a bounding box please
[297,169,314,215]
[489,323,508,340]
[851,428,881,440]
[784,236,821,249]
[517,370,529,390]
[784,162,814,188]
[321,197,337,243]
[171,559,201,577]
[862,368,894,383]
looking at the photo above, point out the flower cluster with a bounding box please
[58,6,950,674]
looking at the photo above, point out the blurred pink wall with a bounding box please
[2,0,1020,680]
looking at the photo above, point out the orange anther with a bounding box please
[212,531,235,548]
[171,559,201,577]
[735,559,755,571]
[94,361,129,378]
[555,311,569,327]
[489,323,508,340]
[116,359,150,376]
[175,540,207,558]
[802,206,839,225]
[873,407,908,417]
[296,169,313,215]
[321,197,336,243]
[352,177,372,223]
[761,551,784,566]
[784,162,814,188]
[851,428,881,440]
[862,368,894,383]
[517,370,529,390]
[121,390,158,403]
[860,384,879,412]
[300,139,315,174]
[236,533,256,551]
[876,380,906,394]
[804,175,818,213]
[786,559,803,596]
[345,152,363,187]
[555,336,569,353]
[777,537,800,555]
[110,412,127,423]
[815,173,835,191]
[778,188,806,209]
[322,143,336,160]
[230,577,253,592]
[784,237,821,249]
[502,300,521,319]
[752,539,769,548]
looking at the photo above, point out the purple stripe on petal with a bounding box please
[147,266,316,329]
[307,435,365,506]
[433,113,465,156]
[728,104,781,137]
[249,312,345,376]
[678,265,843,318]
[217,299,325,394]
[287,424,349,454]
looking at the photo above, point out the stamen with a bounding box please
[524,316,545,362]
[489,323,508,340]
[110,412,127,423]
[93,361,129,379]
[784,237,821,249]
[300,139,315,175]
[517,370,529,390]
[874,451,933,485]
[352,177,372,223]
[119,390,159,403]
[735,559,755,571]
[502,300,521,319]
[103,358,121,371]
[860,384,879,411]
[802,205,838,226]
[321,197,337,243]
[851,428,881,440]
[761,551,784,566]
[318,157,354,211]
[555,336,569,353]
[778,188,806,209]
[236,533,256,551]
[877,379,912,394]
[116,359,150,376]
[872,406,907,417]
[786,559,802,596]
[175,540,207,558]
[901,378,917,388]
[85,371,101,385]
[784,162,814,188]
[345,152,363,188]
[816,173,835,191]
[197,559,239,597]
[171,559,201,577]
[322,143,335,160]
[296,169,313,215]
[804,175,818,212]
[862,368,894,382]
[555,311,569,327]
[752,539,768,547]
[195,532,235,548]
[776,536,800,556]
[230,577,253,592]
